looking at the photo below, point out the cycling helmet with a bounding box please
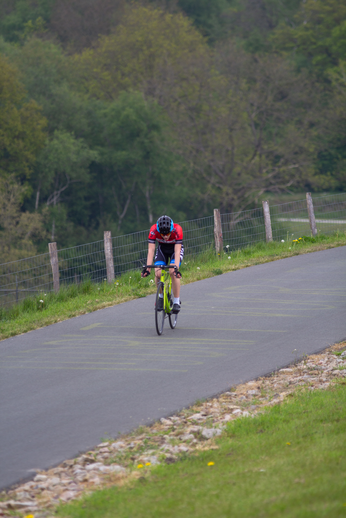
[157,215,173,234]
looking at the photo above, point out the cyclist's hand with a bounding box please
[174,269,182,279]
[141,267,150,278]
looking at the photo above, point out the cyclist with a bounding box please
[141,215,183,313]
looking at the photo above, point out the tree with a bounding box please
[72,5,210,100]
[0,176,47,262]
[0,0,54,43]
[167,0,231,42]
[272,0,346,79]
[35,130,97,240]
[167,42,319,215]
[48,0,125,51]
[312,61,346,191]
[0,53,47,183]
[2,37,89,136]
[221,0,302,54]
[89,92,182,231]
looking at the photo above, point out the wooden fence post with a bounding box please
[262,200,273,242]
[214,209,223,254]
[48,242,60,292]
[104,231,115,283]
[306,192,317,237]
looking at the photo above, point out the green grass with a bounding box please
[1,232,345,341]
[57,382,346,518]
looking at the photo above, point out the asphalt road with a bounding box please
[1,247,345,490]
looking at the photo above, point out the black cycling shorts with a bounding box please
[154,244,184,267]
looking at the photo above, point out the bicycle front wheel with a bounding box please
[168,311,178,329]
[155,283,165,335]
[168,283,178,330]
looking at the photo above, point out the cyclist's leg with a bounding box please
[170,245,184,302]
[154,246,166,288]
[154,246,169,311]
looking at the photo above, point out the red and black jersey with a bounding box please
[148,223,183,255]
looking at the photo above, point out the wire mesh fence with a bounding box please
[270,193,346,241]
[58,240,107,285]
[1,193,345,309]
[221,207,266,250]
[0,253,53,309]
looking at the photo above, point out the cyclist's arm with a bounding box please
[146,243,156,272]
[174,243,182,270]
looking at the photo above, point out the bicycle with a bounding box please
[144,264,178,335]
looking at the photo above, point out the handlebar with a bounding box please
[144,265,177,270]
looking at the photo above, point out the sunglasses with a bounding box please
[161,232,171,238]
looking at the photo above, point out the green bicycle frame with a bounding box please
[145,264,178,335]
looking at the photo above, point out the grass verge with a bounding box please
[57,381,346,518]
[1,232,345,341]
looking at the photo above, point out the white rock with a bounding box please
[73,468,86,475]
[48,477,61,486]
[59,491,76,502]
[247,390,260,395]
[201,428,222,439]
[222,414,233,422]
[179,433,194,441]
[279,368,293,373]
[97,453,110,460]
[97,442,109,447]
[189,426,202,433]
[188,413,206,421]
[85,462,103,471]
[34,474,47,482]
[38,481,52,490]
[22,482,36,490]
[98,465,111,473]
[111,441,126,450]
[178,445,189,453]
[60,477,73,485]
[160,418,173,425]
[232,409,242,415]
[14,491,31,499]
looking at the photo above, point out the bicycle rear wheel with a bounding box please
[155,283,165,335]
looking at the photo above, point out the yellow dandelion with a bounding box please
[137,464,144,469]
[207,461,215,466]
[145,462,151,466]
[286,442,291,446]
[25,515,35,518]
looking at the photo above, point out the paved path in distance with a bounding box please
[1,247,345,490]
